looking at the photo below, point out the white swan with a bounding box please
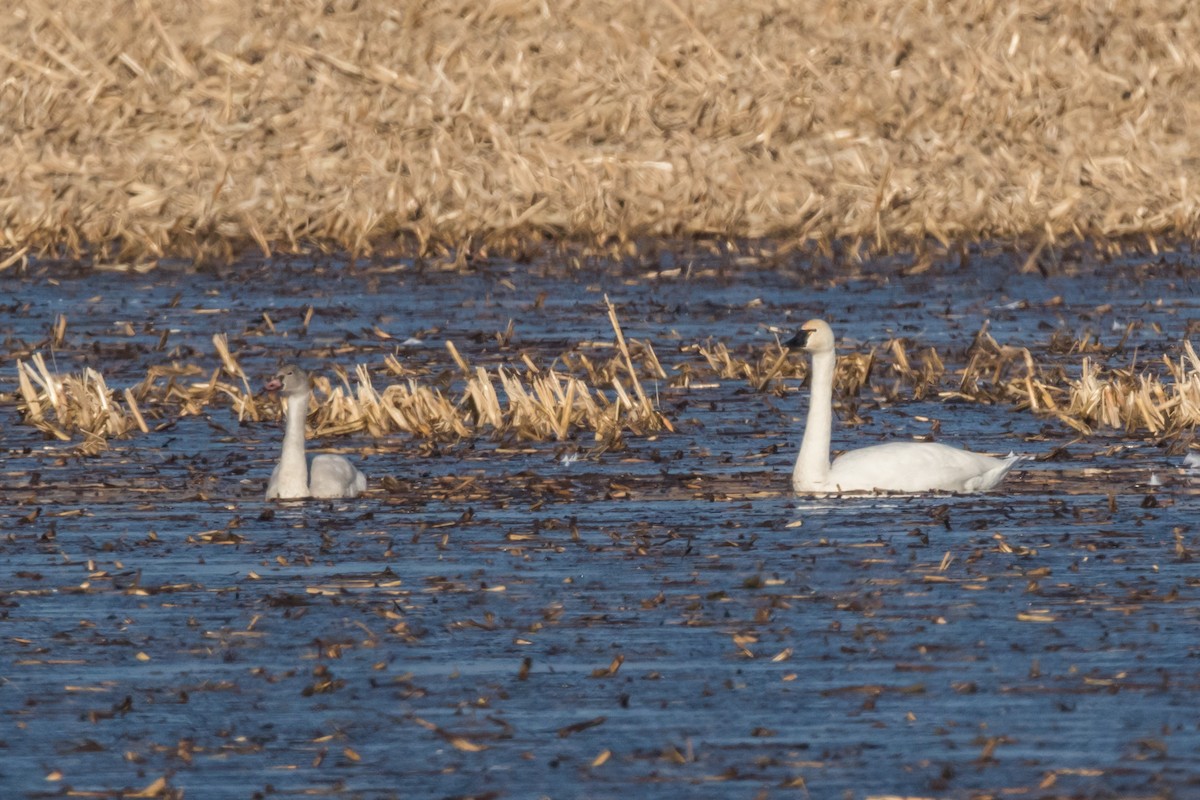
[789,319,1023,494]
[265,365,367,500]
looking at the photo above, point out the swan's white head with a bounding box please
[789,319,835,354]
[265,364,310,396]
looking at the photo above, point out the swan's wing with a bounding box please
[265,462,282,500]
[829,442,1018,493]
[310,454,366,498]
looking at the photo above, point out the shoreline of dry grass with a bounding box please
[13,321,1200,452]
[3,1,1199,266]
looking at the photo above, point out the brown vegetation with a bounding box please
[13,299,670,448]
[16,317,1200,451]
[2,0,1199,265]
[684,325,1200,437]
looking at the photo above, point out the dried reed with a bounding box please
[1066,342,1200,435]
[685,323,1200,437]
[13,310,1200,448]
[689,338,874,397]
[691,341,802,392]
[15,354,148,452]
[12,302,669,445]
[2,1,1198,264]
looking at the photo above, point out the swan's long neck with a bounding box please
[794,349,835,490]
[276,391,310,494]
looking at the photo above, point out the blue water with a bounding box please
[1,249,1199,798]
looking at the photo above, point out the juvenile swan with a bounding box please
[265,365,367,500]
[789,320,1022,494]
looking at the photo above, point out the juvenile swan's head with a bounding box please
[788,319,835,354]
[265,364,311,396]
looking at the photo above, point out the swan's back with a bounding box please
[309,454,367,498]
[824,441,1021,494]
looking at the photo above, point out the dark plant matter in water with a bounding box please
[1,251,1199,798]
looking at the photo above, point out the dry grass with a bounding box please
[1066,342,1200,435]
[679,324,1200,437]
[15,354,148,454]
[2,0,1199,265]
[688,341,801,392]
[11,293,1200,448]
[13,299,669,446]
[14,353,669,446]
[17,332,1200,447]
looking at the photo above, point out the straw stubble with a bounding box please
[2,0,1198,263]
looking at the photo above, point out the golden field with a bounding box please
[1,0,1198,264]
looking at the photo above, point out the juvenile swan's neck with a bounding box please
[794,349,835,490]
[276,392,310,495]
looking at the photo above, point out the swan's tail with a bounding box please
[966,452,1027,492]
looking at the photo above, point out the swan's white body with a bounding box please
[265,366,367,500]
[791,320,1022,495]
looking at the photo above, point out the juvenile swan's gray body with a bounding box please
[265,365,367,500]
[790,320,1022,494]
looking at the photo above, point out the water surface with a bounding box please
[2,250,1199,798]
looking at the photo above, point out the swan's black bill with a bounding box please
[786,329,812,348]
